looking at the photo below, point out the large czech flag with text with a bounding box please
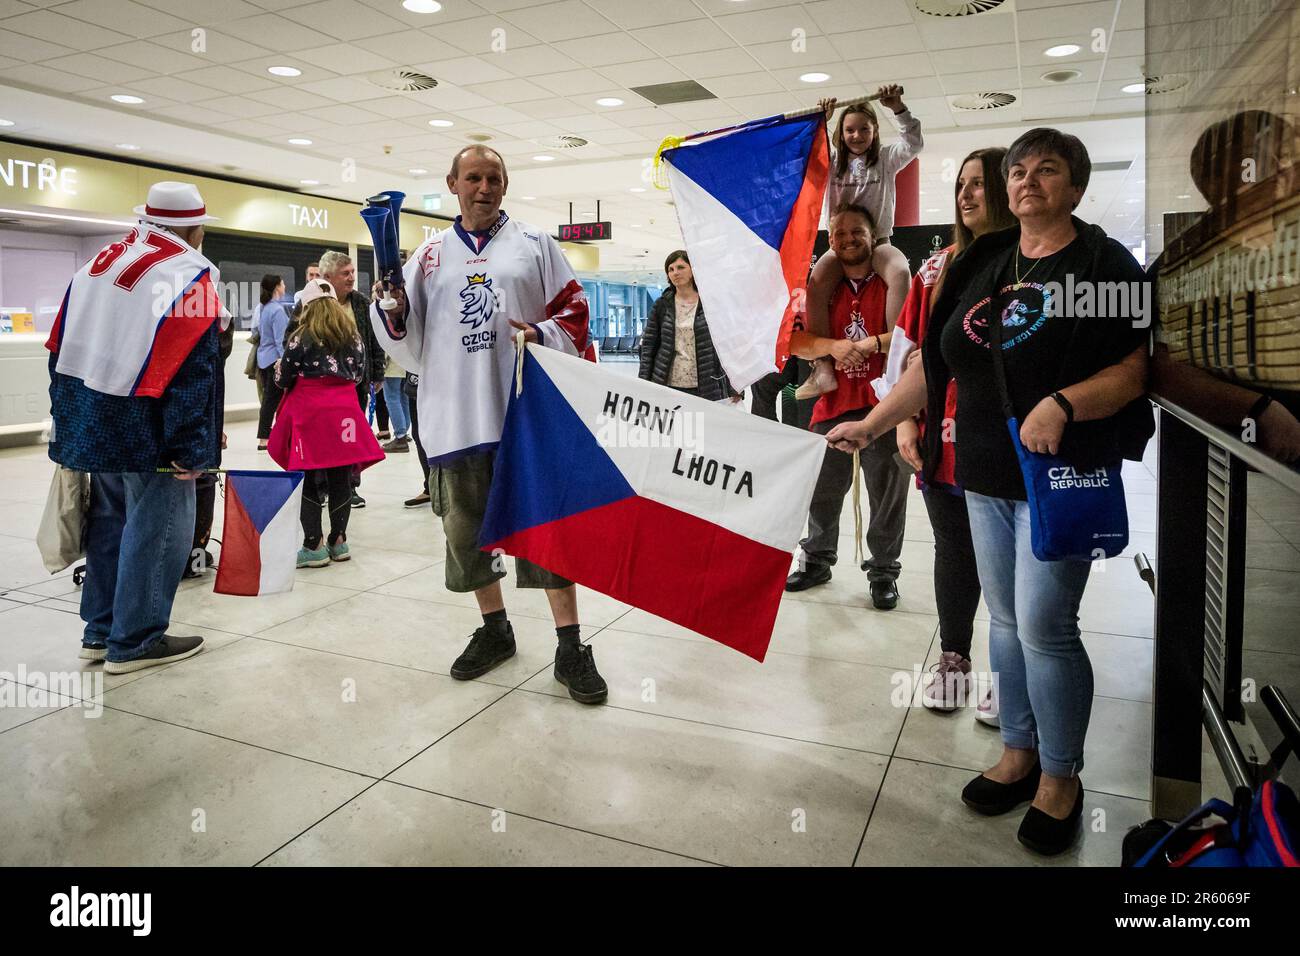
[661,112,828,390]
[214,470,304,597]
[480,346,826,661]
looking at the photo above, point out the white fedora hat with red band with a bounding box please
[132,181,220,227]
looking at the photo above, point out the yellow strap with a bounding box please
[514,329,526,396]
[852,449,864,568]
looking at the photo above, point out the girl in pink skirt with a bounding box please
[269,279,384,567]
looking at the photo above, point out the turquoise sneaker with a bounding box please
[297,544,329,568]
[328,538,350,562]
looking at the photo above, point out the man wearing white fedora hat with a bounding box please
[47,181,227,674]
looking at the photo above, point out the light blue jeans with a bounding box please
[964,491,1094,778]
[382,377,411,438]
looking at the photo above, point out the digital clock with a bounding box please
[558,221,613,241]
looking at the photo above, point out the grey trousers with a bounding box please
[798,410,909,582]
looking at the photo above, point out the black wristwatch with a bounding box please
[1050,390,1074,423]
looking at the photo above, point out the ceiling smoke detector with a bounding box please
[1142,74,1191,94]
[1041,70,1081,83]
[368,69,438,92]
[466,133,493,142]
[950,91,1017,110]
[535,135,589,149]
[914,0,1008,16]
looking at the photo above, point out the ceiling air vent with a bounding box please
[629,80,717,106]
[915,0,1008,16]
[368,69,438,92]
[1143,74,1190,94]
[1041,70,1081,83]
[951,91,1017,110]
[536,135,588,149]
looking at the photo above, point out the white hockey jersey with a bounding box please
[370,212,593,464]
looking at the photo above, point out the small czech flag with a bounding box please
[214,470,304,596]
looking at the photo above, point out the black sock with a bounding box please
[483,608,508,634]
[556,624,581,649]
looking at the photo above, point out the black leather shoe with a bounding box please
[961,761,1041,816]
[785,566,831,592]
[1018,778,1085,855]
[450,624,516,680]
[869,578,899,610]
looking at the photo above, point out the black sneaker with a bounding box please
[785,566,831,592]
[870,578,899,610]
[182,548,216,580]
[104,634,204,674]
[404,491,431,508]
[554,642,607,704]
[350,492,366,509]
[450,624,516,680]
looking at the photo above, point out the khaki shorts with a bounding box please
[429,451,572,593]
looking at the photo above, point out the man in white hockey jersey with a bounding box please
[372,144,607,704]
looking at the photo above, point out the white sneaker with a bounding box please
[975,687,1000,728]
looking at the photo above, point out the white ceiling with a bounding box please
[0,0,1167,269]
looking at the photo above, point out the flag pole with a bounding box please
[652,93,881,189]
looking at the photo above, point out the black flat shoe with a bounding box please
[869,578,899,610]
[1018,778,1085,856]
[785,566,831,592]
[961,760,1041,816]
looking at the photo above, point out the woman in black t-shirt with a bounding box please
[827,128,1152,856]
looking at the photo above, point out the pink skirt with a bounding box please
[268,376,385,472]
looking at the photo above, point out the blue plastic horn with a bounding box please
[361,196,402,309]
[383,190,405,264]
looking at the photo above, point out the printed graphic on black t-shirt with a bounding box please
[941,238,1089,500]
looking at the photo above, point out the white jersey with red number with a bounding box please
[370,212,593,464]
[47,222,226,398]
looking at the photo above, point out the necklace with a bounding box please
[1014,246,1044,285]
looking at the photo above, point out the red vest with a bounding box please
[811,274,888,425]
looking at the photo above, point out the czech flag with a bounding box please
[479,345,826,661]
[661,111,828,390]
[214,470,304,596]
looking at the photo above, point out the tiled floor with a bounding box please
[0,393,1288,866]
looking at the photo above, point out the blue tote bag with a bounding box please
[989,297,1128,562]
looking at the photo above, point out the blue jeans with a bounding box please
[382,377,411,438]
[81,473,196,662]
[964,491,1094,778]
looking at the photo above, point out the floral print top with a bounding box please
[274,327,366,390]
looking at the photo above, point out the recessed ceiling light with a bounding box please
[1122,82,1146,93]
[111,94,144,104]
[300,179,319,185]
[0,119,15,127]
[629,187,645,193]
[1045,44,1080,57]
[288,138,312,145]
[631,224,643,227]
[268,66,301,77]
[116,143,141,151]
[533,155,555,162]
[408,167,428,175]
[926,208,940,213]
[428,119,454,127]
[1177,193,1191,199]
[596,97,624,107]
[800,72,831,83]
[403,0,442,11]
[521,195,536,200]
[1125,198,1140,203]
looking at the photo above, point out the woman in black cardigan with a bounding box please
[639,250,734,401]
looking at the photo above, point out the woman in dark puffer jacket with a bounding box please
[639,250,735,401]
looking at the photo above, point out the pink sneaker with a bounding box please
[975,686,1000,728]
[923,651,972,712]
